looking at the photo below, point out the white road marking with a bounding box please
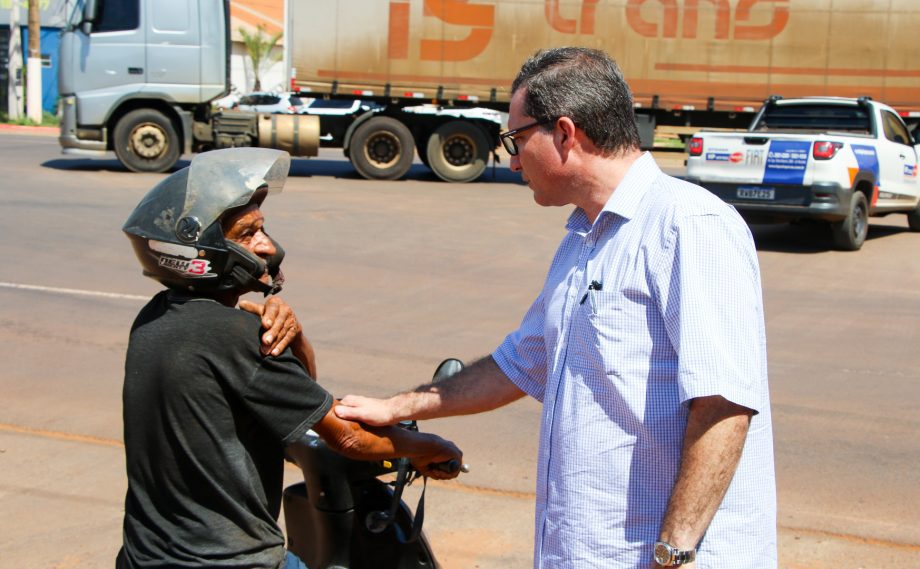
[0,282,148,301]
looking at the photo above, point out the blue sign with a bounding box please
[763,140,810,184]
[851,145,880,187]
[705,151,730,162]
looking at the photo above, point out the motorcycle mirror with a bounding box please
[431,358,464,382]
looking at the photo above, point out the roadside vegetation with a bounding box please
[0,111,60,127]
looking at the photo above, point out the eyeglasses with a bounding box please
[499,120,550,156]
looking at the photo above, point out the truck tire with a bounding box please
[113,108,181,173]
[426,121,489,183]
[349,117,415,180]
[830,191,869,251]
[906,201,920,231]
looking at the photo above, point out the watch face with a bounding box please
[654,542,672,564]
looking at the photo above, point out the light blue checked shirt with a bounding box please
[493,153,776,569]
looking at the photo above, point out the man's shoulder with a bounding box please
[137,292,261,341]
[181,298,261,336]
[643,171,744,226]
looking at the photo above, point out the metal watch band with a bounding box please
[675,548,696,564]
[654,541,697,566]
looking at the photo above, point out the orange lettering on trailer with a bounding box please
[627,0,680,38]
[546,0,600,35]
[420,0,495,61]
[580,0,600,34]
[546,0,576,33]
[682,0,730,39]
[734,0,789,40]
[388,2,411,59]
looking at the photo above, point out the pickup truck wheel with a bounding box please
[113,109,181,173]
[831,191,869,251]
[426,121,489,183]
[906,202,920,231]
[350,117,414,180]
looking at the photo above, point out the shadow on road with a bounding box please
[42,157,137,172]
[41,156,525,185]
[749,222,909,253]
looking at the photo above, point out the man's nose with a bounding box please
[252,231,276,256]
[510,155,522,172]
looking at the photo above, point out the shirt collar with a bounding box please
[565,152,660,233]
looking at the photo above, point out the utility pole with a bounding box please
[7,0,23,120]
[26,0,42,123]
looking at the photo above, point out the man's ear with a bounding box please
[555,116,578,158]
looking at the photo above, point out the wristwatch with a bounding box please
[653,541,696,566]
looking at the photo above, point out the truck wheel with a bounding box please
[113,109,181,173]
[831,191,869,251]
[426,121,489,183]
[350,117,414,180]
[906,202,920,232]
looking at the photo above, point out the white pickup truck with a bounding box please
[685,97,920,250]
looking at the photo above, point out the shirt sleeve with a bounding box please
[654,210,768,413]
[211,310,334,446]
[492,290,549,402]
[244,353,334,446]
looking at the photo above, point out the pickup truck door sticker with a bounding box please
[763,140,810,184]
[850,144,881,204]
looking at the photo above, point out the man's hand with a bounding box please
[410,436,463,481]
[239,297,317,378]
[335,395,397,426]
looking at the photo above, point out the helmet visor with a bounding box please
[181,148,290,239]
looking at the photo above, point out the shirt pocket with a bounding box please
[569,287,656,379]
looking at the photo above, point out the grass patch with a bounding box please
[0,111,60,127]
[653,136,687,150]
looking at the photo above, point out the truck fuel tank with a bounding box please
[258,114,320,158]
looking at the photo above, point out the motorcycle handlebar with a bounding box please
[429,459,470,474]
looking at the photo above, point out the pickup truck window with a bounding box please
[881,111,912,146]
[756,104,871,134]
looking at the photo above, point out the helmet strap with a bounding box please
[225,241,280,296]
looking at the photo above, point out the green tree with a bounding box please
[239,24,282,92]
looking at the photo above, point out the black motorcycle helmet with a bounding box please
[123,147,290,296]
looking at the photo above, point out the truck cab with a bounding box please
[58,0,230,171]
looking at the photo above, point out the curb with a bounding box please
[0,123,59,135]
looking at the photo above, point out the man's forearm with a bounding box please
[392,356,526,421]
[292,335,317,379]
[658,395,752,557]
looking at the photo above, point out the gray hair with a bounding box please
[511,47,641,155]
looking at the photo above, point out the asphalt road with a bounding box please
[1,130,918,568]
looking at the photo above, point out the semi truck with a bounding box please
[59,0,920,182]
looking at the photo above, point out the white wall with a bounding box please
[229,42,285,95]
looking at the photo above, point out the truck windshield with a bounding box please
[756,104,872,134]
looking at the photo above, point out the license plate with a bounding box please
[737,187,775,200]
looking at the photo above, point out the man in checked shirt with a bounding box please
[336,47,776,569]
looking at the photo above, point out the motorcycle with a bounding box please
[282,358,467,569]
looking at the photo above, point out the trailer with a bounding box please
[59,0,920,182]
